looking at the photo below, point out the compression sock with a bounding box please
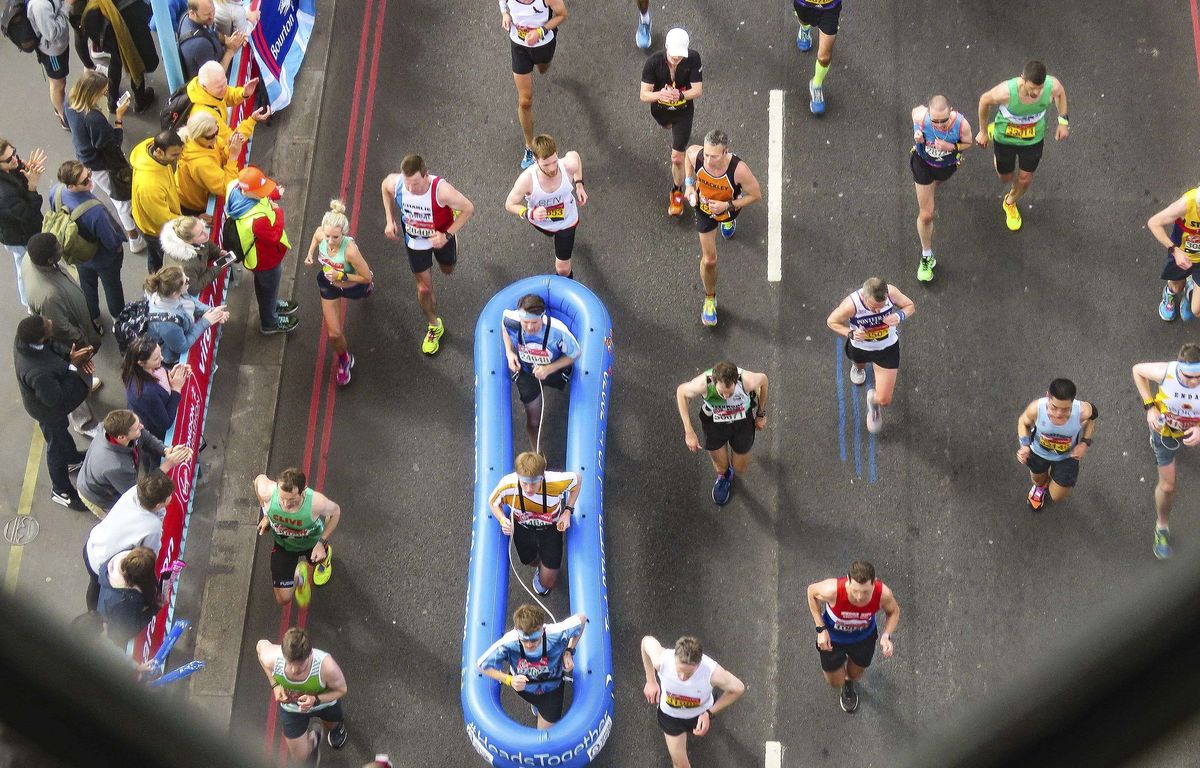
[813,60,830,86]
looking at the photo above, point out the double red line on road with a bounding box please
[262,0,388,759]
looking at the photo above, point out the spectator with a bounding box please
[188,60,268,147]
[76,0,158,114]
[96,546,161,648]
[177,0,246,80]
[63,71,146,253]
[26,0,73,128]
[0,140,47,307]
[143,265,229,364]
[83,471,174,610]
[225,166,298,334]
[121,336,189,441]
[213,0,258,38]
[54,161,126,329]
[130,131,184,273]
[160,216,223,294]
[13,315,91,510]
[176,111,243,216]
[77,409,192,518]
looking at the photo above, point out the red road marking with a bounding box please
[1191,0,1200,84]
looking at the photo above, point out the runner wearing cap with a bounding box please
[633,0,651,48]
[909,95,973,282]
[488,452,580,596]
[639,28,703,217]
[499,0,569,169]
[793,0,844,115]
[504,135,587,278]
[224,166,300,335]
[502,294,580,450]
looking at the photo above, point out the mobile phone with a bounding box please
[117,90,132,108]
[214,251,238,269]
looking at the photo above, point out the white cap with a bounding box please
[665,28,689,58]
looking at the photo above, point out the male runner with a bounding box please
[640,635,745,768]
[477,605,587,730]
[500,0,568,168]
[1015,378,1098,511]
[910,95,973,282]
[675,361,768,506]
[256,627,348,764]
[502,294,580,450]
[488,452,581,595]
[807,560,900,713]
[504,135,587,278]
[640,28,703,216]
[633,0,651,48]
[826,277,916,434]
[792,0,843,115]
[1132,343,1200,559]
[975,60,1069,231]
[1147,186,1200,321]
[254,468,342,606]
[682,129,761,326]
[381,155,474,355]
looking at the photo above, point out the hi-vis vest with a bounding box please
[227,186,291,269]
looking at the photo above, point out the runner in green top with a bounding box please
[975,60,1070,231]
[254,467,343,606]
[257,627,349,763]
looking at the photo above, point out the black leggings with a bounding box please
[535,224,577,261]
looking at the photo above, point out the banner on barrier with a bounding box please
[249,0,316,111]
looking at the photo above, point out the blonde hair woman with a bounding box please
[303,200,373,386]
[144,265,230,365]
[176,110,245,216]
[160,215,225,294]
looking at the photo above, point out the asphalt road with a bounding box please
[231,1,1200,766]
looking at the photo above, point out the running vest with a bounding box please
[914,111,964,168]
[692,149,742,223]
[524,160,578,231]
[1154,362,1200,438]
[490,471,578,526]
[512,633,558,686]
[656,650,716,719]
[822,577,884,644]
[993,76,1054,146]
[517,318,554,366]
[1172,187,1200,264]
[1030,398,1082,461]
[397,175,454,250]
[503,0,555,46]
[700,368,754,422]
[317,235,356,280]
[266,487,325,552]
[847,290,898,351]
[272,649,336,713]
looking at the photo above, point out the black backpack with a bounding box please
[176,24,210,80]
[113,299,185,354]
[1,0,38,52]
[220,215,252,263]
[159,84,194,132]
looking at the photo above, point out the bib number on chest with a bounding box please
[1004,123,1037,140]
[664,692,702,709]
[861,324,889,342]
[1038,434,1072,454]
[404,220,436,238]
[711,405,746,423]
[518,347,553,366]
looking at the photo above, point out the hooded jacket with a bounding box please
[175,136,239,213]
[185,76,258,146]
[130,138,181,237]
[21,257,102,348]
[159,219,221,293]
[27,0,71,56]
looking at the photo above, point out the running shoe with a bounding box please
[276,299,299,316]
[521,148,535,169]
[50,490,86,511]
[1027,483,1048,511]
[293,561,312,607]
[1182,276,1197,322]
[669,189,685,216]
[335,353,355,386]
[808,79,825,116]
[849,365,866,386]
[636,18,651,49]
[1159,285,1180,322]
[917,255,936,282]
[313,544,333,586]
[796,24,812,52]
[422,320,445,355]
[712,467,733,506]
[129,235,148,253]
[839,680,859,713]
[327,722,348,749]
[1002,195,1022,231]
[701,296,718,326]
[865,388,882,434]
[261,316,299,335]
[532,568,551,596]
[720,219,736,239]
[1154,527,1171,560]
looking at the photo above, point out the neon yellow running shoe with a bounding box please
[313,544,332,586]
[1002,195,1022,231]
[293,561,312,607]
[421,319,445,355]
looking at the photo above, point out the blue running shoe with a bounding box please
[636,18,651,49]
[1183,277,1196,321]
[720,219,736,239]
[521,148,535,169]
[796,24,812,52]
[1154,527,1171,560]
[701,296,718,327]
[1159,285,1179,322]
[809,79,825,115]
[712,467,733,506]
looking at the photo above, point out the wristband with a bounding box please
[815,625,826,633]
[1080,438,1093,446]
[504,674,512,687]
[1058,115,1069,125]
[1143,400,1156,411]
[895,309,906,323]
[518,205,529,220]
[563,648,574,655]
[319,537,329,546]
[684,176,695,187]
[756,411,766,418]
[573,178,583,185]
[1167,245,1176,257]
[1018,436,1031,447]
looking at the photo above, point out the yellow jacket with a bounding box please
[186,76,259,145]
[130,137,181,237]
[176,137,239,213]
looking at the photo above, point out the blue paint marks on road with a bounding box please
[836,338,846,463]
[866,366,877,485]
[850,363,863,479]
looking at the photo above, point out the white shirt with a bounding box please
[85,485,165,573]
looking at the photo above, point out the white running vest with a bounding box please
[656,650,716,719]
[847,290,898,352]
[503,0,555,46]
[399,175,446,251]
[1155,362,1200,437]
[525,160,578,231]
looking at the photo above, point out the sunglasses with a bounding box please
[0,150,18,164]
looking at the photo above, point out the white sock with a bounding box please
[921,248,932,258]
[640,10,650,22]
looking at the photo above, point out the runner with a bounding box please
[502,294,580,450]
[639,28,703,216]
[1132,343,1200,559]
[640,635,745,768]
[910,95,973,282]
[254,468,342,605]
[381,155,474,355]
[975,60,1069,231]
[476,605,587,730]
[682,129,761,326]
[499,0,568,168]
[256,627,349,764]
[1146,186,1200,322]
[1015,378,1098,511]
[675,361,769,506]
[488,452,580,596]
[303,199,373,386]
[504,135,586,278]
[826,277,916,434]
[633,0,651,48]
[806,560,901,714]
[792,0,843,115]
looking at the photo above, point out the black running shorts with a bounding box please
[993,138,1044,174]
[818,630,877,672]
[270,542,315,588]
[405,237,457,274]
[513,522,564,569]
[699,412,756,454]
[511,36,557,75]
[910,151,958,185]
[514,365,571,404]
[1025,453,1080,487]
[793,2,841,35]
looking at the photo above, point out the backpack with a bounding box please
[113,299,185,354]
[220,214,253,266]
[42,188,101,265]
[175,23,211,80]
[159,83,194,132]
[1,0,38,52]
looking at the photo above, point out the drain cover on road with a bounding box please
[3,516,39,546]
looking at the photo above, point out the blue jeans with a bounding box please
[76,255,126,320]
[254,264,282,330]
[6,244,27,307]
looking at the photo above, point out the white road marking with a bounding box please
[765,740,783,767]
[767,89,784,283]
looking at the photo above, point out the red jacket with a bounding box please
[249,198,288,272]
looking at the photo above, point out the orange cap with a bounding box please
[237,166,277,198]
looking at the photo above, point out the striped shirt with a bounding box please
[489,471,578,526]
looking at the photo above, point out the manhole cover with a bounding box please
[3,516,39,546]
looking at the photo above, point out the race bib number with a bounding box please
[657,95,686,108]
[1164,412,1200,432]
[1038,434,1072,454]
[518,346,553,366]
[664,692,701,709]
[833,620,862,633]
[924,143,951,159]
[1004,123,1037,140]
[1182,232,1200,255]
[711,405,746,423]
[862,324,889,342]
[404,219,436,238]
[545,202,566,220]
[515,657,550,679]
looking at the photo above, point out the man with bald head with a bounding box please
[186,61,269,147]
[178,0,248,79]
[910,95,972,282]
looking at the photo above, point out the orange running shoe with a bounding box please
[668,189,685,216]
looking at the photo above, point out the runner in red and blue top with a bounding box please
[910,95,973,283]
[793,0,842,114]
[806,560,900,713]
